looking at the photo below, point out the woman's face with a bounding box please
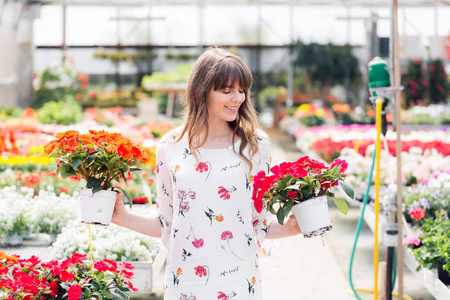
[206,83,246,126]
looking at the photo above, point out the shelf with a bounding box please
[362,206,450,300]
[403,248,450,300]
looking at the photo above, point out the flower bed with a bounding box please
[50,208,159,263]
[0,186,80,242]
[0,251,138,299]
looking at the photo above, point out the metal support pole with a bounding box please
[286,0,294,108]
[197,0,204,55]
[62,4,67,63]
[391,0,404,299]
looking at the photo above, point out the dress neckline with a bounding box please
[199,138,241,151]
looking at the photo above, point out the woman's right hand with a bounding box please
[111,192,128,225]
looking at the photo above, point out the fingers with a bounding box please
[116,192,124,202]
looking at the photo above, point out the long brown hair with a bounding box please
[174,47,262,172]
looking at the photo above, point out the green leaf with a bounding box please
[338,180,354,199]
[276,208,285,225]
[129,167,142,172]
[71,157,83,171]
[115,187,133,208]
[87,177,103,189]
[101,289,113,299]
[282,201,294,217]
[120,169,127,183]
[331,197,349,215]
[86,154,96,167]
[59,164,77,179]
[48,152,60,158]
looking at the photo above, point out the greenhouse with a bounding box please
[1,0,449,299]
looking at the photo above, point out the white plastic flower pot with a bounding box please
[6,233,24,246]
[80,188,117,226]
[291,195,332,238]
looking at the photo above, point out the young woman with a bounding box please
[112,47,301,299]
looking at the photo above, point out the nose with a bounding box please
[231,90,244,103]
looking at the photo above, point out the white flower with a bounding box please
[50,207,159,262]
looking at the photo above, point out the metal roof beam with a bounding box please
[33,0,450,7]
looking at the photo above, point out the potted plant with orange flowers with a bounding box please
[44,130,152,225]
[252,156,353,238]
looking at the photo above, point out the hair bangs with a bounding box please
[211,58,252,91]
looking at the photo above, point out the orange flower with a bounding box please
[386,113,393,123]
[252,277,256,284]
[174,165,180,172]
[176,268,182,276]
[118,143,132,159]
[105,145,116,154]
[131,146,141,158]
[215,214,224,222]
[44,140,58,155]
[367,109,376,118]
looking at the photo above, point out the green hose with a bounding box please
[349,148,376,300]
[348,148,399,299]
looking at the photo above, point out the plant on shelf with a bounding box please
[402,59,428,108]
[292,103,328,127]
[427,59,449,104]
[44,130,153,203]
[404,213,450,277]
[252,156,352,225]
[403,171,450,223]
[0,251,137,299]
[0,186,33,244]
[51,217,159,262]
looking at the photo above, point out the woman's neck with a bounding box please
[198,124,236,149]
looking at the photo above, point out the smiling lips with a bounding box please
[225,106,238,112]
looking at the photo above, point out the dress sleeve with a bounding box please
[154,135,173,250]
[251,132,279,257]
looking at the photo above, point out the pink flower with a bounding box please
[192,238,204,248]
[330,159,348,174]
[410,207,426,221]
[221,231,233,240]
[403,235,421,246]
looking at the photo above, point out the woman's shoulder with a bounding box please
[254,128,270,145]
[159,126,184,145]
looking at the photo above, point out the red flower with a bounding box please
[410,207,426,221]
[59,187,69,194]
[67,285,82,300]
[287,191,297,198]
[194,265,207,277]
[196,162,209,173]
[70,253,87,264]
[48,281,59,297]
[94,261,109,272]
[60,271,75,282]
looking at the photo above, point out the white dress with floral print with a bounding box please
[155,129,276,300]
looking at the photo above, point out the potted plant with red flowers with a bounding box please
[252,156,353,238]
[44,130,152,225]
